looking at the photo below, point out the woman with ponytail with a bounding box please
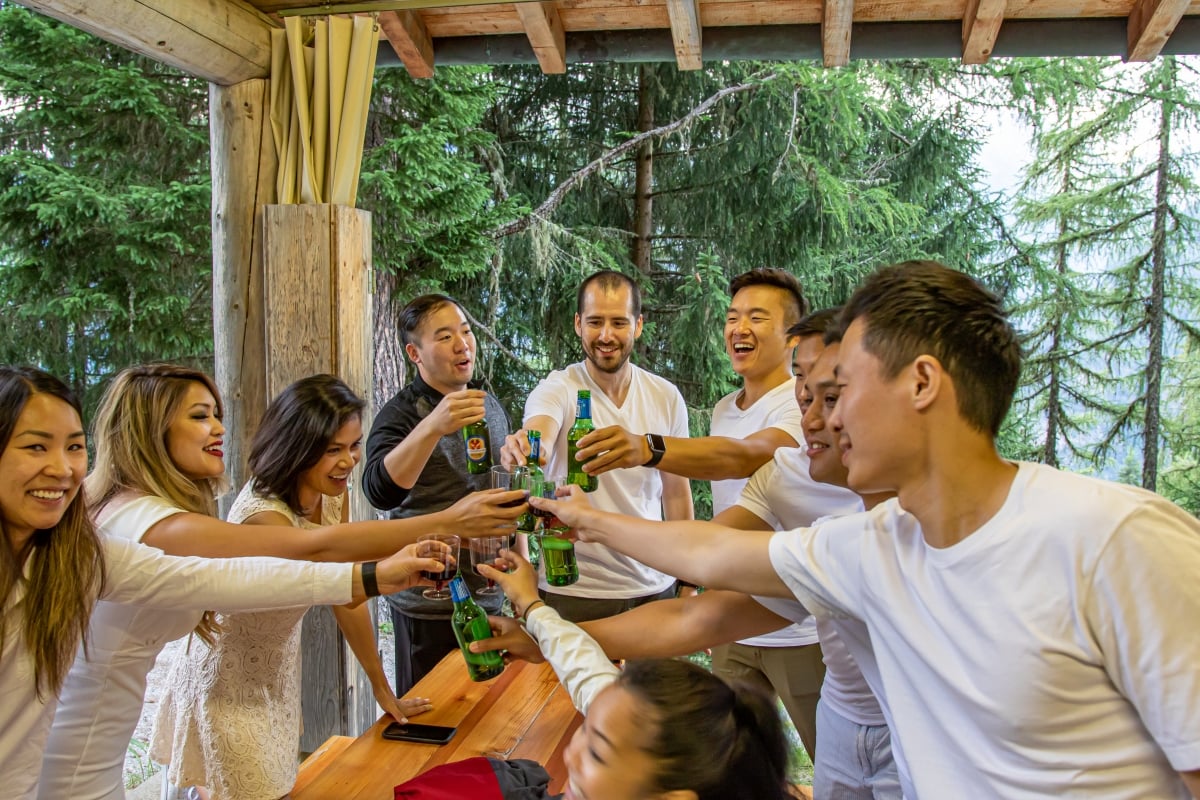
[479,551,793,800]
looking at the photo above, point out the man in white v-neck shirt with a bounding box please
[502,271,693,622]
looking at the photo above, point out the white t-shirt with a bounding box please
[35,497,354,800]
[708,378,804,516]
[525,361,689,598]
[736,447,860,649]
[768,462,1200,798]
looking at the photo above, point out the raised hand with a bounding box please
[443,488,526,536]
[526,483,600,541]
[425,389,488,437]
[573,425,651,476]
[467,614,546,664]
[477,549,538,612]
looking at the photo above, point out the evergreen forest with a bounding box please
[3,5,1199,515]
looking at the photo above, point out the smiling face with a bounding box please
[829,318,917,494]
[799,343,851,489]
[0,393,88,548]
[406,301,476,395]
[562,683,663,800]
[725,285,798,383]
[575,285,643,376]
[296,415,363,508]
[165,381,226,481]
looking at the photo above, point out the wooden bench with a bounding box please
[291,652,580,799]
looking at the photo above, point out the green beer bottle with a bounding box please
[519,432,543,569]
[462,416,491,475]
[566,390,598,492]
[448,576,505,681]
[541,531,579,587]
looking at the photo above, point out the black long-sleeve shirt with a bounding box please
[363,373,511,616]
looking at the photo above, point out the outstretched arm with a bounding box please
[138,489,523,562]
[530,487,790,597]
[575,426,798,480]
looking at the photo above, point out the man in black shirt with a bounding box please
[364,293,519,692]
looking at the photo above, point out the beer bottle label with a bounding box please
[466,435,488,463]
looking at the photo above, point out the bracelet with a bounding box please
[520,599,545,622]
[361,561,380,597]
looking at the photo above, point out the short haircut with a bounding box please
[841,260,1021,437]
[399,294,463,347]
[249,374,365,515]
[788,306,842,342]
[576,270,642,318]
[729,268,808,327]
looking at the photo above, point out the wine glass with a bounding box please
[418,533,460,600]
[469,535,509,596]
[490,465,531,509]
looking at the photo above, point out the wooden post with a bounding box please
[262,203,379,746]
[211,79,276,515]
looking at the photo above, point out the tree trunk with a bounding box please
[631,64,654,276]
[373,267,407,410]
[1142,57,1174,491]
[1042,166,1071,469]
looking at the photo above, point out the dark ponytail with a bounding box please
[617,659,792,800]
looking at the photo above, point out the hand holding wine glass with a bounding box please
[417,533,460,600]
[469,535,510,596]
[442,489,526,536]
[373,540,455,596]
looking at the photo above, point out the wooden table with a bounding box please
[291,651,582,799]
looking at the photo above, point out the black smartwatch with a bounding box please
[643,433,666,468]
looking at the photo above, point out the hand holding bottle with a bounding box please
[425,389,487,436]
[572,424,649,475]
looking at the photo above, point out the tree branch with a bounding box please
[489,75,774,239]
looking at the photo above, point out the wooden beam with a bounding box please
[378,9,435,78]
[962,0,1006,64]
[664,0,702,70]
[822,0,854,67]
[514,1,567,74]
[1128,0,1190,61]
[14,0,272,85]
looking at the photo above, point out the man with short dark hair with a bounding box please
[363,293,522,693]
[537,261,1200,798]
[501,271,693,623]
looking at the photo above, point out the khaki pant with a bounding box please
[711,640,825,759]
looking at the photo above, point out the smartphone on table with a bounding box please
[381,721,457,745]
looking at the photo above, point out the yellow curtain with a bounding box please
[269,15,379,206]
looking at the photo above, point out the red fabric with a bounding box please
[394,757,505,800]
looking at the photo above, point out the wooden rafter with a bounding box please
[962,0,1006,65]
[664,0,702,71]
[1128,0,1191,61]
[514,1,566,75]
[15,0,272,85]
[822,0,854,67]
[379,9,434,78]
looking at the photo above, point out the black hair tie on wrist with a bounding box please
[362,561,380,597]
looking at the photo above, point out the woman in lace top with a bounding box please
[151,374,431,799]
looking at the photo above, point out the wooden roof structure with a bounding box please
[20,1,1200,87]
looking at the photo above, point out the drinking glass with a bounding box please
[469,535,509,596]
[418,533,460,600]
[533,479,578,587]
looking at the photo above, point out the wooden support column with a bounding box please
[963,0,1007,64]
[211,79,276,513]
[379,9,435,79]
[262,203,379,746]
[822,0,854,67]
[665,0,703,70]
[1128,0,1190,61]
[515,1,567,74]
